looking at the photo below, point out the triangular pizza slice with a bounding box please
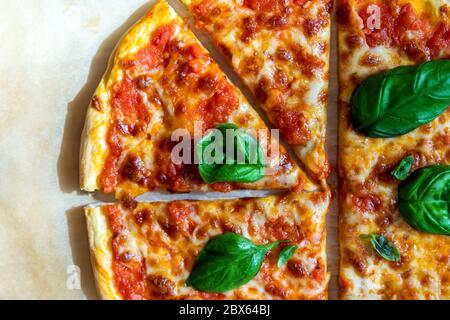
[85,191,330,300]
[182,0,333,182]
[80,0,314,199]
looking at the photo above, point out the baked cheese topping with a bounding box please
[182,0,333,181]
[338,0,450,299]
[80,0,315,198]
[86,191,330,300]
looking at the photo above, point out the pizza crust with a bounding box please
[79,0,178,193]
[85,206,121,300]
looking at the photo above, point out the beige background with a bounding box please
[0,0,339,299]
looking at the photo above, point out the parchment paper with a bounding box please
[0,0,339,300]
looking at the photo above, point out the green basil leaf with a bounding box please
[391,155,415,181]
[277,245,297,268]
[351,60,450,138]
[360,234,400,262]
[398,165,450,235]
[197,123,265,184]
[186,233,287,293]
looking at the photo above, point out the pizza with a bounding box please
[182,0,333,182]
[85,191,330,300]
[80,0,314,199]
[338,0,450,299]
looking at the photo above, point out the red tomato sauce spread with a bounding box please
[106,206,149,300]
[100,20,242,193]
[355,2,449,60]
[100,24,175,193]
[195,80,239,131]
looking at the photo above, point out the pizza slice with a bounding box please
[338,0,450,299]
[85,191,330,300]
[182,0,333,182]
[80,0,314,199]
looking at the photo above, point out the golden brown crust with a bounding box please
[85,206,121,300]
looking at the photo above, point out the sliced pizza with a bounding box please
[80,0,314,199]
[338,0,450,299]
[85,191,330,300]
[182,0,333,182]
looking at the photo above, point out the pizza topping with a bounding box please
[168,202,192,227]
[183,0,331,180]
[135,75,152,90]
[272,107,310,145]
[399,165,450,235]
[428,23,450,58]
[351,60,450,138]
[264,282,289,298]
[105,206,149,300]
[357,3,449,61]
[197,123,265,184]
[123,24,175,72]
[120,155,154,189]
[344,248,367,276]
[303,16,329,37]
[292,46,326,78]
[360,234,401,262]
[265,216,303,242]
[186,233,289,293]
[101,156,120,194]
[277,245,298,267]
[195,81,240,131]
[391,155,414,181]
[98,188,328,299]
[101,74,153,193]
[147,275,177,297]
[287,260,307,277]
[111,76,151,129]
[351,193,382,213]
[339,0,450,300]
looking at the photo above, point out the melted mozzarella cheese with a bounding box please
[80,0,313,198]
[339,0,450,300]
[89,191,330,300]
[182,0,332,180]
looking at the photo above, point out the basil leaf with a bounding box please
[197,123,265,184]
[186,233,287,293]
[277,245,297,268]
[351,60,450,138]
[391,155,414,181]
[398,165,450,235]
[360,234,400,262]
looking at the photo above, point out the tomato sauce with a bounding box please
[243,0,280,12]
[105,206,149,300]
[168,202,192,226]
[359,3,449,61]
[100,25,176,193]
[272,108,310,145]
[351,193,382,213]
[195,80,239,131]
[123,24,174,72]
[428,23,450,58]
